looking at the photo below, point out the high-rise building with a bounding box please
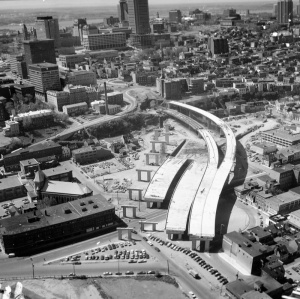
[127,0,150,35]
[169,10,182,24]
[208,37,229,55]
[273,4,278,17]
[35,16,61,48]
[28,63,61,95]
[23,39,56,73]
[223,8,237,17]
[277,0,293,24]
[297,0,300,16]
[118,0,128,23]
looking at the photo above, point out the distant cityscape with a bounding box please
[3,0,300,299]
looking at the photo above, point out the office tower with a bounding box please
[35,16,61,48]
[73,18,87,43]
[223,8,237,17]
[297,0,300,16]
[127,0,150,35]
[277,0,293,24]
[29,63,61,95]
[118,0,128,23]
[23,39,56,73]
[273,4,278,17]
[169,10,182,24]
[207,37,229,55]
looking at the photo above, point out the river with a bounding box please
[0,18,104,32]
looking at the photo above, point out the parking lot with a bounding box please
[147,235,229,288]
[0,197,29,219]
[55,238,154,269]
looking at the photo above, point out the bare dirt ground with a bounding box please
[1,279,102,299]
[95,277,188,299]
[1,277,187,299]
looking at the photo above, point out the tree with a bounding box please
[54,112,69,123]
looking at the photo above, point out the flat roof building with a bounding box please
[0,194,116,255]
[29,63,61,95]
[82,33,126,51]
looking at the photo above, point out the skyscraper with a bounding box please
[127,0,151,35]
[277,0,293,24]
[169,10,182,24]
[23,39,56,73]
[35,16,61,48]
[118,0,128,24]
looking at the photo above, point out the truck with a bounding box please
[188,269,200,279]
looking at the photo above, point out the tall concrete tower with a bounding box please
[127,0,151,34]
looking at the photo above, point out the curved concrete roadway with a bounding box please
[168,101,236,240]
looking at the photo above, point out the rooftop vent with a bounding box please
[88,200,94,204]
[82,207,87,212]
[80,202,86,206]
[93,204,98,209]
[64,208,72,214]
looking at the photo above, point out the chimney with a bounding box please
[104,82,109,115]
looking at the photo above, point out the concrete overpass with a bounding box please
[143,158,192,208]
[165,128,219,240]
[168,101,236,250]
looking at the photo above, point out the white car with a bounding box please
[147,241,153,246]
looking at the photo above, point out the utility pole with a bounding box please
[32,263,35,279]
[73,263,76,276]
[167,260,169,274]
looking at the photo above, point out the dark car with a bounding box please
[112,244,116,249]
[108,244,112,250]
[132,230,137,234]
[154,247,160,252]
[147,270,155,274]
[137,271,146,275]
[115,272,122,275]
[143,237,148,241]
[126,271,134,275]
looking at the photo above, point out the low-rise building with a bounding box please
[64,70,97,87]
[251,143,277,155]
[14,109,54,129]
[72,145,113,164]
[3,119,19,137]
[223,231,273,275]
[46,90,70,112]
[100,91,123,105]
[0,176,26,202]
[262,127,300,148]
[62,102,88,116]
[3,140,62,172]
[0,194,116,255]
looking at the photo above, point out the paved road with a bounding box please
[33,89,137,145]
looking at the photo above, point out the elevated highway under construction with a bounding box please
[143,102,236,251]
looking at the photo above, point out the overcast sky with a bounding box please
[1,0,275,10]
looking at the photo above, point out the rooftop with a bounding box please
[43,165,72,178]
[4,140,61,159]
[262,128,300,142]
[41,180,92,196]
[20,158,39,167]
[0,175,22,191]
[225,231,267,258]
[0,194,114,235]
